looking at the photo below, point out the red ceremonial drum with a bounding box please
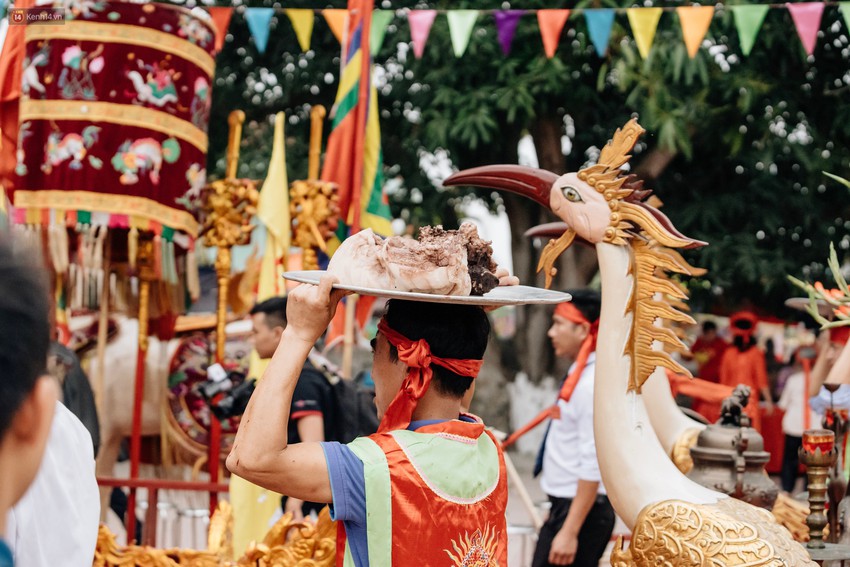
[12,0,214,242]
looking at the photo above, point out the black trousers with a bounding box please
[781,434,805,493]
[532,494,615,567]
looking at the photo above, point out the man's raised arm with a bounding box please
[226,276,348,503]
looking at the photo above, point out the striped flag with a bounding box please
[321,0,392,253]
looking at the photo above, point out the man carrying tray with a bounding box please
[228,262,564,566]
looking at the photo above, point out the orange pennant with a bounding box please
[537,9,571,59]
[676,6,714,58]
[207,6,233,53]
[323,9,348,45]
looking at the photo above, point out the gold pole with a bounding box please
[215,248,230,363]
[308,106,326,181]
[226,111,246,180]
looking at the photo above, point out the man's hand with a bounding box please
[494,267,519,287]
[548,526,578,565]
[284,497,305,522]
[285,275,351,345]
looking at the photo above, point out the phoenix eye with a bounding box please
[562,186,583,202]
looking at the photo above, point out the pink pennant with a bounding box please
[787,2,825,56]
[409,10,437,59]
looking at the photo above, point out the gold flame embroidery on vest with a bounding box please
[445,523,501,566]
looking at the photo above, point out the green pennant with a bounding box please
[730,5,769,56]
[447,10,479,57]
[371,10,394,56]
[840,3,850,33]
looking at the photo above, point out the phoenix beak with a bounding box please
[442,165,559,209]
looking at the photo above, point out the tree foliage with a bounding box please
[204,0,850,379]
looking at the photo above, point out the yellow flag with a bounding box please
[285,9,314,52]
[230,113,290,557]
[677,6,714,59]
[627,8,662,60]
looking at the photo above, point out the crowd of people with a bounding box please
[6,221,850,567]
[684,312,850,495]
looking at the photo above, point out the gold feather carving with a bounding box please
[574,119,707,393]
[598,118,646,171]
[537,229,576,289]
[611,498,817,566]
[625,240,697,391]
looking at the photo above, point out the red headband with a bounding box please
[376,318,483,433]
[554,302,598,403]
[555,302,589,325]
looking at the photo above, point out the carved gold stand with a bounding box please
[801,429,837,549]
[94,503,335,566]
[289,105,340,270]
[199,110,259,513]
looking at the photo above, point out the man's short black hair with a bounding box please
[0,238,50,438]
[563,289,601,324]
[250,296,287,329]
[383,300,490,399]
[702,320,717,333]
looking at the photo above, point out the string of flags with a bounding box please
[206,3,849,60]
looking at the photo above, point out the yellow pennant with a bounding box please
[627,8,662,59]
[285,9,314,52]
[677,6,714,58]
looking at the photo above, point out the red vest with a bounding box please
[338,418,508,566]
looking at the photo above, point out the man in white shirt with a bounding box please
[777,347,823,493]
[532,290,614,567]
[6,401,100,566]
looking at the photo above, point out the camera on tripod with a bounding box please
[197,363,255,420]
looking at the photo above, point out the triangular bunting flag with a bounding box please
[494,10,524,55]
[409,10,437,59]
[676,6,714,59]
[730,5,769,56]
[537,9,570,59]
[840,2,850,33]
[627,8,662,59]
[787,2,825,56]
[585,9,615,57]
[245,7,274,55]
[447,10,479,58]
[323,9,348,45]
[207,6,233,52]
[285,9,314,52]
[371,10,395,56]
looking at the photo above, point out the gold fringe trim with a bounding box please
[14,190,199,238]
[20,100,207,153]
[26,20,215,78]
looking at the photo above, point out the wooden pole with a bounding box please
[503,451,544,530]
